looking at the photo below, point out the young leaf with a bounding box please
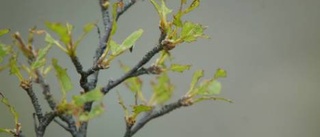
[0,43,9,63]
[0,29,10,37]
[79,104,104,122]
[0,93,19,124]
[45,33,67,53]
[187,69,204,96]
[150,0,172,31]
[183,0,200,14]
[52,58,73,95]
[111,3,118,35]
[9,55,23,81]
[31,44,52,69]
[197,80,222,95]
[169,64,191,73]
[214,68,227,79]
[181,21,207,43]
[132,104,152,116]
[150,73,174,105]
[74,22,97,49]
[0,128,11,134]
[72,88,104,106]
[111,29,143,56]
[45,22,72,45]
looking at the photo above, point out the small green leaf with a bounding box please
[31,44,52,69]
[214,68,227,79]
[45,22,72,45]
[197,80,222,95]
[111,3,118,35]
[181,21,207,43]
[184,0,200,14]
[0,128,11,134]
[150,73,174,104]
[111,29,143,56]
[0,93,19,124]
[45,33,67,53]
[169,64,191,73]
[83,22,96,33]
[132,104,152,115]
[9,55,23,80]
[188,69,204,95]
[0,43,9,63]
[0,29,10,37]
[72,88,104,106]
[79,104,104,121]
[52,58,73,95]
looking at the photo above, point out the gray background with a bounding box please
[1,0,320,137]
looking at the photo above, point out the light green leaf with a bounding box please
[184,0,200,14]
[72,88,104,106]
[0,128,11,134]
[79,104,104,121]
[132,104,152,115]
[45,33,67,53]
[0,43,9,63]
[150,73,174,104]
[197,80,222,95]
[31,44,52,69]
[111,3,118,35]
[0,93,19,124]
[45,22,72,45]
[83,22,96,33]
[150,0,161,16]
[169,64,191,73]
[9,55,23,80]
[52,58,73,95]
[214,68,227,79]
[0,29,10,37]
[188,69,204,95]
[181,21,207,43]
[111,29,143,56]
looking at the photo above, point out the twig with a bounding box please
[116,0,137,21]
[124,97,190,137]
[53,119,72,132]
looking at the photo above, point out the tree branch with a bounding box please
[124,97,191,137]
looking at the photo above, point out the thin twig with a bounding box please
[125,97,190,137]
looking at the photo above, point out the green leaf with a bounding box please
[31,44,52,69]
[0,128,11,134]
[197,80,222,95]
[111,29,143,56]
[132,104,152,115]
[74,22,97,49]
[45,33,67,53]
[72,88,104,106]
[52,58,73,95]
[79,104,104,121]
[169,64,191,73]
[0,43,9,63]
[111,3,118,35]
[184,0,200,14]
[188,69,204,95]
[0,29,10,37]
[9,55,23,80]
[45,22,72,45]
[0,93,19,124]
[150,73,174,104]
[181,21,207,43]
[214,68,227,79]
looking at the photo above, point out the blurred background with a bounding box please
[0,0,320,137]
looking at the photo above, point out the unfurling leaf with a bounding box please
[45,22,72,45]
[132,104,152,116]
[74,22,97,49]
[150,0,172,31]
[31,44,52,69]
[169,64,191,73]
[9,55,23,81]
[0,43,10,63]
[214,68,227,79]
[0,93,19,124]
[45,33,67,53]
[72,88,104,106]
[187,69,204,96]
[79,104,104,122]
[150,73,174,105]
[0,29,10,37]
[110,29,143,57]
[52,58,73,95]
[184,0,200,14]
[181,21,208,43]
